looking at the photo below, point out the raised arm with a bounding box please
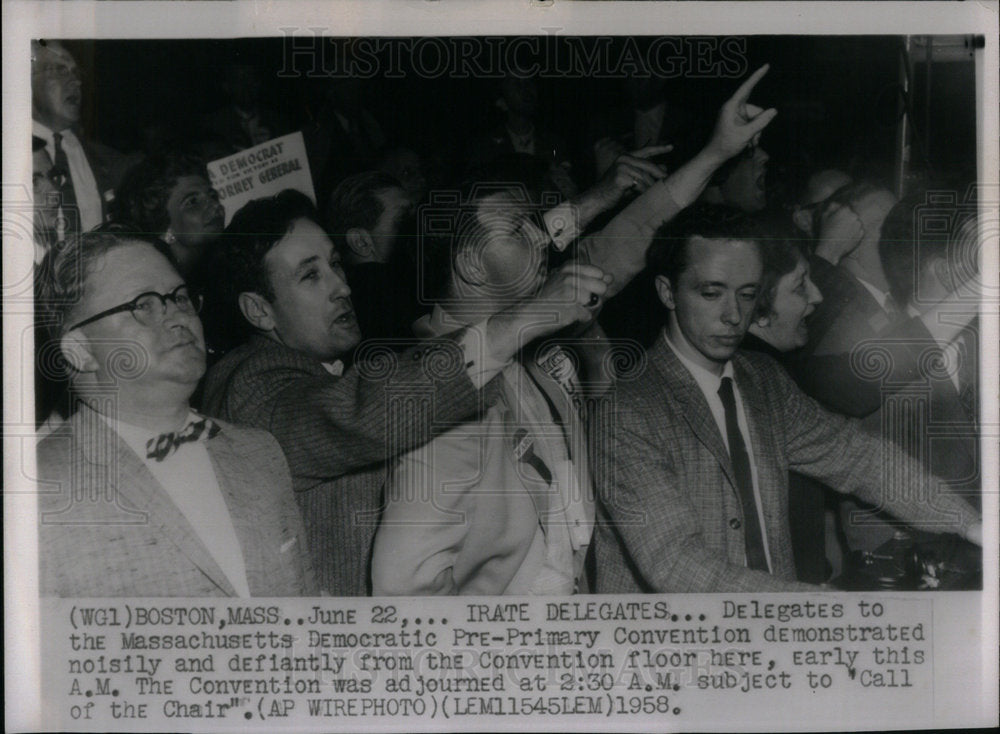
[577,64,778,297]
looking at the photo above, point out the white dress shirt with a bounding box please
[664,334,773,572]
[104,413,251,596]
[33,121,103,232]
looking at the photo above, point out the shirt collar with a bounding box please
[854,275,892,312]
[664,329,734,395]
[321,360,344,376]
[32,120,76,144]
[97,411,201,462]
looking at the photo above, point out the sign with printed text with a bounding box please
[206,132,315,225]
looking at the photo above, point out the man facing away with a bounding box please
[372,66,782,595]
[36,228,315,596]
[592,208,981,593]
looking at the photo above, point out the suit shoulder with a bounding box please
[36,422,76,475]
[211,338,320,385]
[734,349,797,391]
[204,338,320,415]
[736,347,783,370]
[211,416,282,451]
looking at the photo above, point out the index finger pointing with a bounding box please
[728,63,770,106]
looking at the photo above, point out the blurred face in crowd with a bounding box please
[380,149,427,205]
[32,42,82,132]
[369,186,414,263]
[461,191,550,303]
[165,175,226,249]
[500,76,539,117]
[720,145,770,213]
[793,169,852,236]
[260,218,361,362]
[657,237,762,374]
[751,255,823,352]
[852,187,898,249]
[66,242,206,401]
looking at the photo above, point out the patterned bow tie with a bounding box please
[146,417,221,462]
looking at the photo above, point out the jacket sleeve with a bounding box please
[788,315,940,418]
[768,359,980,535]
[575,183,682,299]
[217,337,481,485]
[590,396,814,593]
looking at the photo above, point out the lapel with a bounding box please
[75,133,109,220]
[205,429,266,594]
[523,347,594,504]
[75,405,238,596]
[497,364,554,521]
[648,336,737,491]
[732,355,781,546]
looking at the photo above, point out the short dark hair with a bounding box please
[112,150,211,237]
[756,234,808,319]
[878,187,978,308]
[218,188,321,306]
[646,204,764,288]
[325,170,402,253]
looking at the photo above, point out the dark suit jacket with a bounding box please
[591,335,979,593]
[790,261,980,549]
[37,405,316,597]
[79,134,136,221]
[202,333,481,596]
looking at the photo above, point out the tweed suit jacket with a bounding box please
[592,334,980,593]
[37,404,316,597]
[202,332,481,596]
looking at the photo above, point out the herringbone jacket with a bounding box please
[591,334,980,593]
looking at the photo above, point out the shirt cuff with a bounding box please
[458,320,510,390]
[543,202,581,252]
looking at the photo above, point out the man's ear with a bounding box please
[238,291,276,332]
[454,247,486,288]
[59,330,98,374]
[930,256,954,292]
[345,228,373,260]
[654,274,676,311]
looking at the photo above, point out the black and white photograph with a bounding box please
[5,1,997,731]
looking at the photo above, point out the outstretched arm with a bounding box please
[577,64,779,299]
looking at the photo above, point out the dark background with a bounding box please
[60,35,979,195]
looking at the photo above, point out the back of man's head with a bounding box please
[325,170,402,257]
[879,187,979,308]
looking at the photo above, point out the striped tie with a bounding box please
[146,418,221,462]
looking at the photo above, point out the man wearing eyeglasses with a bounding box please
[31,40,132,237]
[35,229,316,596]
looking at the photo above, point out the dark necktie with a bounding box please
[146,417,221,462]
[717,376,769,572]
[51,132,79,232]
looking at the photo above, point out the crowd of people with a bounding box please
[31,39,982,596]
